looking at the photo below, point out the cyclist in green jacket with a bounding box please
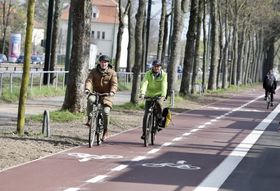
[139,60,167,139]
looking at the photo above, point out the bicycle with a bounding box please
[87,92,109,147]
[143,96,162,147]
[266,93,271,109]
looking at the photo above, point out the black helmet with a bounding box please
[99,55,110,62]
[152,60,162,66]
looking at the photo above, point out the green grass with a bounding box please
[0,86,65,103]
[27,109,84,123]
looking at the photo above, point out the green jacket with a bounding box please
[140,70,167,97]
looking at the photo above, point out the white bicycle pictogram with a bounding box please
[67,153,123,162]
[142,160,200,170]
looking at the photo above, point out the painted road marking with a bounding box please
[148,148,160,154]
[194,95,278,191]
[111,165,128,171]
[132,156,146,161]
[64,188,79,191]
[162,142,172,146]
[86,175,108,183]
[67,153,123,162]
[64,94,267,191]
[173,137,183,141]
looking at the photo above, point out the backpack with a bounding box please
[160,107,172,128]
[266,74,274,88]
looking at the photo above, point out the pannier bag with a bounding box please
[161,107,172,128]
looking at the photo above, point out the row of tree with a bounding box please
[63,0,280,112]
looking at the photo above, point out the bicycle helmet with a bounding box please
[99,55,111,62]
[152,60,162,66]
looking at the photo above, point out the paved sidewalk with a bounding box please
[0,91,130,126]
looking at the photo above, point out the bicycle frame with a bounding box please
[143,96,160,147]
[266,93,271,110]
[88,92,107,147]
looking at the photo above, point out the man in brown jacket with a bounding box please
[84,55,118,141]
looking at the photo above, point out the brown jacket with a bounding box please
[85,65,118,108]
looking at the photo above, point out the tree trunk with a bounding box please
[115,0,130,72]
[157,0,167,62]
[191,0,202,94]
[130,0,146,104]
[50,0,62,84]
[126,1,134,73]
[168,0,184,96]
[179,0,197,95]
[62,0,91,112]
[207,0,218,90]
[17,0,36,135]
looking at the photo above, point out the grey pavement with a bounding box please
[0,91,130,126]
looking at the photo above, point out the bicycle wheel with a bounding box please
[151,115,157,145]
[89,115,97,148]
[267,96,271,109]
[144,113,152,147]
[96,114,103,146]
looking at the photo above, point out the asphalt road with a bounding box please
[1,88,280,191]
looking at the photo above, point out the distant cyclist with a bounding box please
[263,69,277,106]
[139,60,167,140]
[84,55,118,142]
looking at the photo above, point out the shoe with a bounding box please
[141,135,145,140]
[157,127,162,132]
[271,102,274,107]
[264,97,267,101]
[84,122,90,127]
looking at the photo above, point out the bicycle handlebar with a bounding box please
[87,91,110,96]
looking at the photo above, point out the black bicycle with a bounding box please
[266,93,271,109]
[87,92,108,147]
[143,96,162,147]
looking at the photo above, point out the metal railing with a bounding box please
[0,71,68,96]
[0,71,146,96]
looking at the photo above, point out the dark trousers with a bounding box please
[265,90,274,102]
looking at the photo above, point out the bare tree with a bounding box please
[17,0,36,135]
[207,0,218,90]
[1,0,13,54]
[50,0,62,84]
[115,0,130,72]
[157,0,167,62]
[62,0,92,112]
[179,0,198,95]
[130,0,146,104]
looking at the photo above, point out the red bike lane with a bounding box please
[0,88,278,191]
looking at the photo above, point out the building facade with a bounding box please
[60,0,120,68]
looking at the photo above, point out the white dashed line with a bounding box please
[64,188,80,191]
[86,175,108,183]
[198,125,206,129]
[111,164,128,171]
[173,137,183,141]
[132,156,146,161]
[162,142,172,147]
[148,148,160,154]
[191,129,199,133]
[183,132,191,136]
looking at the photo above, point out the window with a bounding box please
[91,31,95,39]
[92,12,96,18]
[102,32,105,39]
[97,31,100,39]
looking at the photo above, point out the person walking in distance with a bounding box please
[139,60,167,139]
[263,69,277,106]
[84,55,118,141]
